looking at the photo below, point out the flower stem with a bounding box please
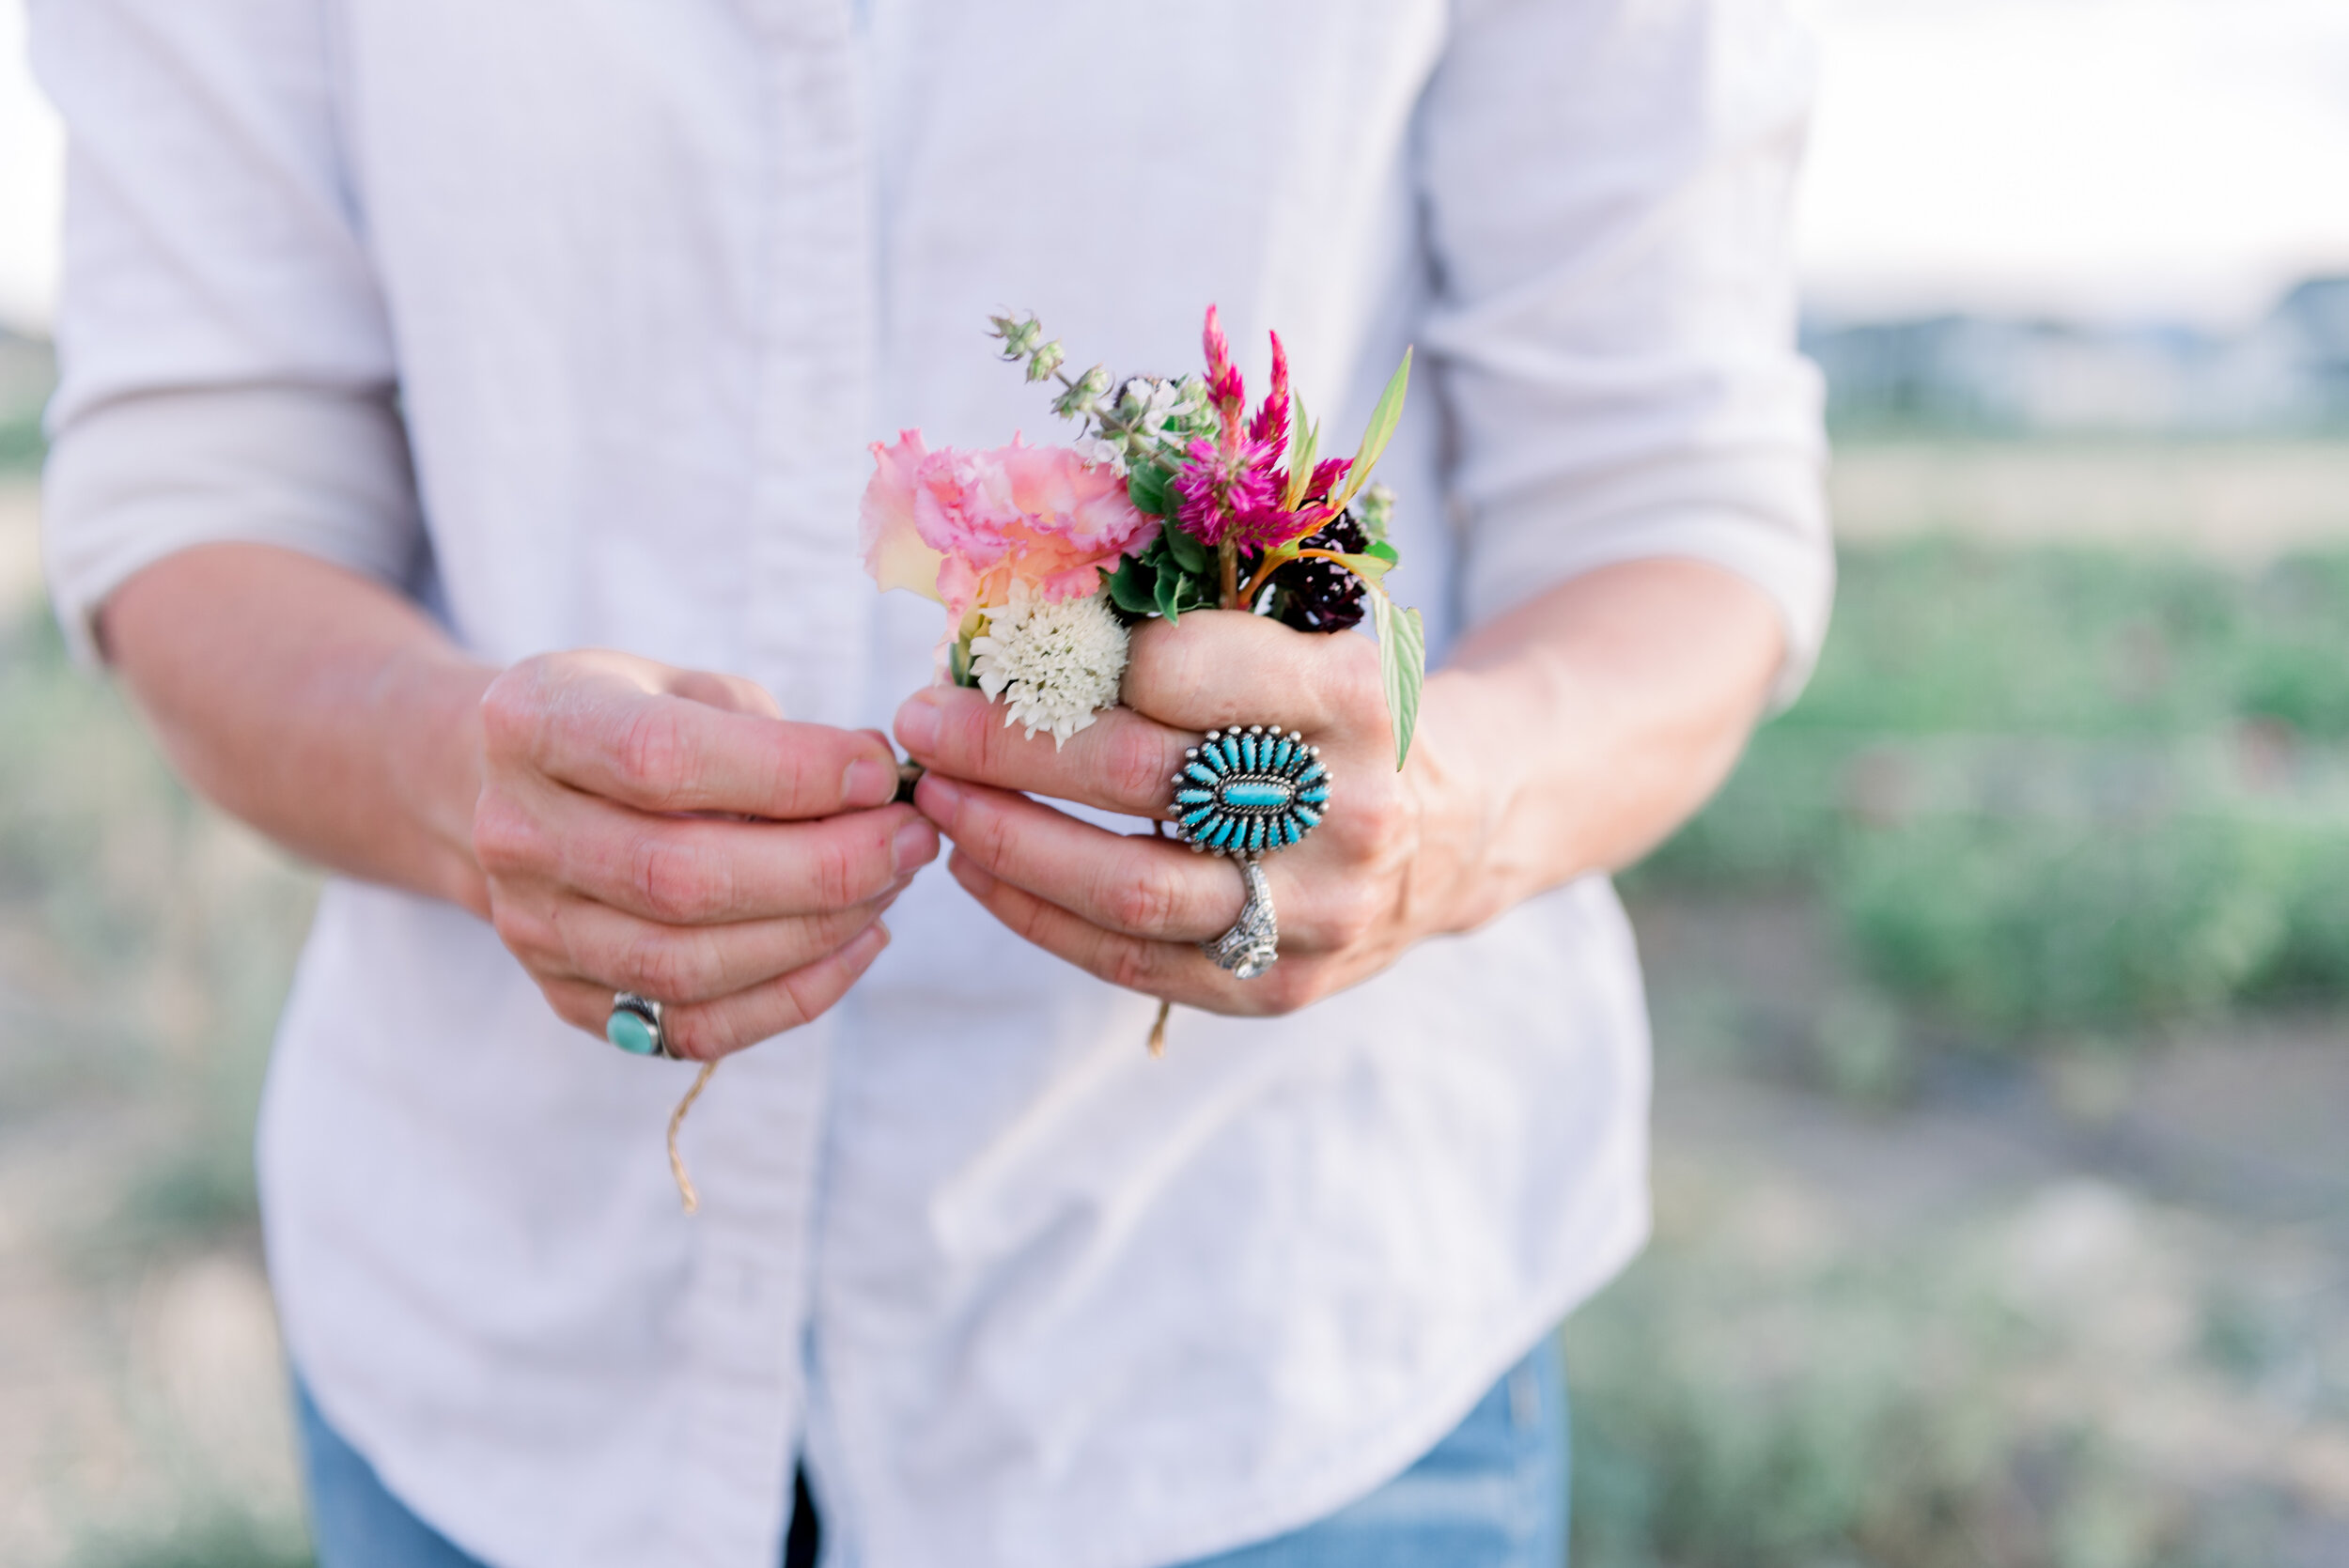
[1219,541,1239,610]
[1238,548,1298,607]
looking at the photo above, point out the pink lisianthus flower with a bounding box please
[859,431,1154,618]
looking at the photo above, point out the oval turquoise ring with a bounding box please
[606,991,671,1058]
[1167,725,1331,861]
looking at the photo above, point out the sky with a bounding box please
[1792,0,2349,328]
[2,0,2347,336]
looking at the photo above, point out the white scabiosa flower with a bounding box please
[968,582,1130,748]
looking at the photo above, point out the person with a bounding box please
[31,0,1830,1563]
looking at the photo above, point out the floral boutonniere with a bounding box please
[860,306,1425,767]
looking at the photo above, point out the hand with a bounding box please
[474,651,940,1059]
[894,610,1492,1016]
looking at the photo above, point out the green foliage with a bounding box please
[1282,393,1318,508]
[1567,1234,2251,1568]
[1332,346,1410,513]
[0,596,315,1234]
[0,411,42,472]
[1105,522,1217,624]
[1126,458,1176,520]
[1835,815,2349,1032]
[1162,518,1209,574]
[72,1512,313,1568]
[1370,591,1423,770]
[1637,538,2349,1036]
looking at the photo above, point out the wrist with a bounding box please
[369,642,498,916]
[1407,662,1557,935]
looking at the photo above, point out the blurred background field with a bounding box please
[0,335,317,1565]
[6,1,2349,1564]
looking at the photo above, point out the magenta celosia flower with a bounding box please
[860,430,1154,617]
[1173,434,1282,547]
[1201,304,1245,425]
[1247,331,1290,452]
[1175,307,1346,553]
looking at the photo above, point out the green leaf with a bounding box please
[1283,393,1319,510]
[949,635,977,689]
[1107,557,1158,617]
[1369,592,1425,769]
[1162,519,1210,574]
[1309,549,1394,588]
[1252,543,1303,586]
[1333,347,1412,514]
[1154,556,1186,622]
[1363,538,1401,567]
[1127,461,1175,518]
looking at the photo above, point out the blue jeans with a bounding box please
[296,1336,1568,1567]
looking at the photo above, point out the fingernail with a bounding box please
[894,691,943,756]
[893,817,940,874]
[856,921,892,961]
[845,756,895,807]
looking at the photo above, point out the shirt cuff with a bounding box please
[41,383,425,667]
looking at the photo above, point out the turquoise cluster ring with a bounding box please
[1170,725,1331,980]
[1168,726,1331,860]
[606,991,674,1059]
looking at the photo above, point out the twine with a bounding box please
[1144,818,1175,1058]
[667,1061,718,1214]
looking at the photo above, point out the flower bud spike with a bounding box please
[1202,305,1243,418]
[1249,331,1291,454]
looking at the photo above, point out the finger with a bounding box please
[896,686,1192,817]
[533,919,892,1059]
[537,880,906,1004]
[483,654,900,818]
[539,975,636,1037]
[661,922,893,1061]
[668,668,785,720]
[947,852,1323,1018]
[921,772,1363,950]
[947,852,1212,1005]
[477,788,939,924]
[1122,609,1384,737]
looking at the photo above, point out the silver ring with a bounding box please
[1203,860,1280,980]
[606,991,675,1059]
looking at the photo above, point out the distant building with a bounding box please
[1804,277,2349,437]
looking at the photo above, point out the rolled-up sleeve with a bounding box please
[1420,0,1833,706]
[30,0,421,666]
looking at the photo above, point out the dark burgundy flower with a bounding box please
[1268,513,1369,633]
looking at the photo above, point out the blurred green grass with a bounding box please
[0,412,41,472]
[1564,1184,2331,1568]
[1632,539,2349,1038]
[0,550,319,1564]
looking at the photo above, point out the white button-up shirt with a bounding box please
[33,2,1830,1564]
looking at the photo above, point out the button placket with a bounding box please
[668,2,877,1561]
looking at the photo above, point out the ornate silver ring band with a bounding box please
[1203,860,1281,981]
